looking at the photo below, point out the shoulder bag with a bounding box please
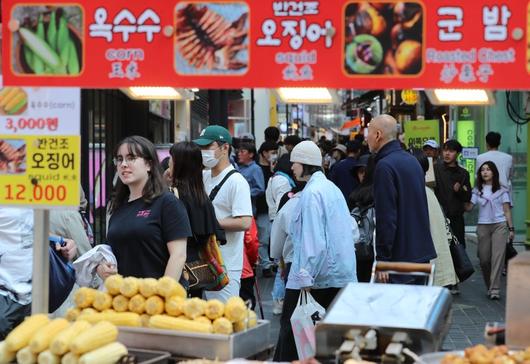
[446,218,474,282]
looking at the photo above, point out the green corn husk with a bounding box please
[47,10,58,51]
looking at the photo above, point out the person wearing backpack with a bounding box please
[194,126,253,302]
[349,154,375,282]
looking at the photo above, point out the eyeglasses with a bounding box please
[113,155,139,166]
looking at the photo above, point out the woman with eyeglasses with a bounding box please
[99,136,192,282]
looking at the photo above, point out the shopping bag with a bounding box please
[290,290,326,360]
[49,238,76,312]
[505,240,518,262]
[445,218,474,282]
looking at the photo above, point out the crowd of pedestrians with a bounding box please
[0,116,515,360]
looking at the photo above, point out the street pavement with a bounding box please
[254,236,520,354]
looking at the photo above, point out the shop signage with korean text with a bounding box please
[2,0,529,89]
[404,119,440,150]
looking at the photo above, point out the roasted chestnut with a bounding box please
[354,5,387,37]
[394,2,422,31]
[383,50,398,74]
[395,40,421,74]
[346,34,383,74]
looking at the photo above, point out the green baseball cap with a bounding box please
[193,125,233,146]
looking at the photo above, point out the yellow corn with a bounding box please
[17,346,38,364]
[104,274,123,296]
[0,87,20,108]
[140,314,151,327]
[224,296,247,322]
[119,277,140,298]
[76,313,104,325]
[145,295,165,315]
[50,320,91,356]
[194,316,212,325]
[156,276,186,299]
[139,278,158,298]
[183,298,207,319]
[204,299,225,320]
[4,91,25,111]
[0,87,13,99]
[100,312,141,327]
[69,321,118,355]
[148,315,213,334]
[165,296,185,316]
[213,317,233,335]
[61,352,79,364]
[37,350,60,364]
[73,288,97,309]
[102,309,115,314]
[128,294,146,314]
[0,340,16,364]
[81,308,97,315]
[78,342,127,364]
[30,318,69,353]
[233,309,258,332]
[5,314,50,352]
[93,292,113,311]
[112,295,129,312]
[65,308,81,322]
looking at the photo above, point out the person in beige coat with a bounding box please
[417,155,458,287]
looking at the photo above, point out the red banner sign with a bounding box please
[2,0,528,89]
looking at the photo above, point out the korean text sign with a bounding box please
[1,0,529,89]
[0,78,80,208]
[404,120,440,150]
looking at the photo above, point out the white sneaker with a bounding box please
[273,299,284,315]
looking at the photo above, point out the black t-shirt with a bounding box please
[107,191,192,278]
[256,162,274,214]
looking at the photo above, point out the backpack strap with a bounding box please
[209,169,239,201]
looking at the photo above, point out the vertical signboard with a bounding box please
[456,120,476,186]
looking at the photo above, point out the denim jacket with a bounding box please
[287,172,358,290]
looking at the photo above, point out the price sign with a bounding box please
[0,77,80,208]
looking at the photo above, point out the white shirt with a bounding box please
[270,193,299,263]
[265,174,293,221]
[476,150,513,189]
[203,165,253,273]
[0,208,34,305]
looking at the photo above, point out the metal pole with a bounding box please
[32,209,49,314]
[250,89,255,136]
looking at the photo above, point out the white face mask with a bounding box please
[201,150,219,169]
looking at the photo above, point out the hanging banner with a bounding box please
[1,0,528,89]
[0,77,81,208]
[404,119,440,150]
[456,120,476,186]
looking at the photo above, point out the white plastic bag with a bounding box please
[290,290,326,360]
[73,244,117,289]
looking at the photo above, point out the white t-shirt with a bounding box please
[203,165,252,273]
[476,151,513,189]
[265,174,293,221]
[0,208,34,305]
[471,185,510,224]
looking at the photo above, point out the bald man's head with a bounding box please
[367,114,398,153]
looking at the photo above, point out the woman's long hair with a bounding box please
[110,136,165,213]
[476,161,501,195]
[170,142,209,205]
[349,154,376,208]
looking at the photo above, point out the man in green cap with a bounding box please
[194,125,253,302]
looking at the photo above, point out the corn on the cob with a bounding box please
[112,295,129,312]
[213,317,233,335]
[224,296,247,322]
[17,346,38,364]
[50,320,91,356]
[145,295,165,315]
[0,340,16,364]
[76,312,104,325]
[81,308,97,315]
[65,308,81,322]
[128,294,146,314]
[194,316,212,325]
[204,299,225,320]
[149,315,213,334]
[140,314,151,327]
[101,312,141,327]
[165,296,184,316]
[73,288,97,309]
[139,278,158,298]
[119,277,140,298]
[233,309,258,332]
[183,298,207,319]
[156,276,186,298]
[5,314,50,352]
[30,318,69,353]
[104,274,123,296]
[78,342,127,364]
[69,321,118,355]
[61,352,79,364]
[38,350,60,364]
[0,88,20,108]
[93,292,113,311]
[102,309,115,314]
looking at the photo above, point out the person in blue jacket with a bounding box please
[367,114,437,283]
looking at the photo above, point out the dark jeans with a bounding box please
[273,287,340,362]
[239,277,256,310]
[448,214,466,248]
[357,258,374,283]
[0,295,31,340]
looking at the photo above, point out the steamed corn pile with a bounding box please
[66,275,258,335]
[0,314,127,364]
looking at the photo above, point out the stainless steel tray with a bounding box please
[417,351,464,364]
[118,320,270,361]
